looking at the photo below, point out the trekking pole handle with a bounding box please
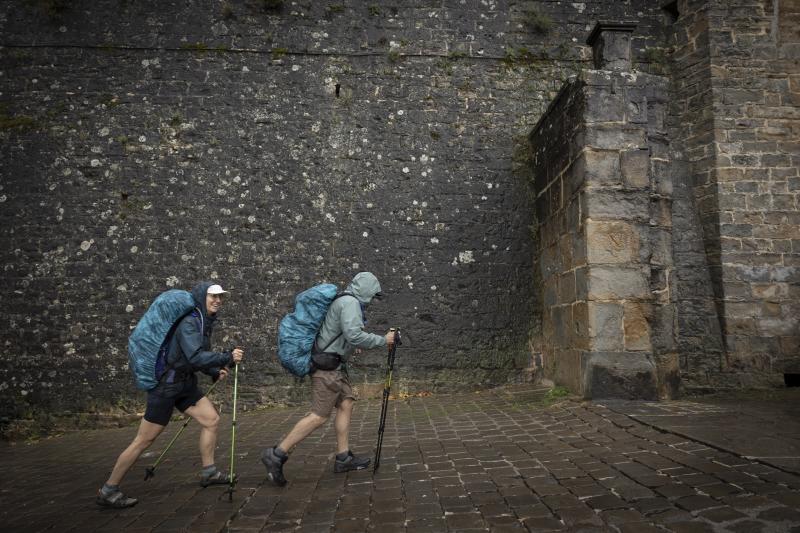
[388,328,401,349]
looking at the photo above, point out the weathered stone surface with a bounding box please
[620,149,650,189]
[623,302,652,352]
[11,0,685,428]
[585,220,640,264]
[587,266,650,300]
[588,302,624,351]
[583,351,658,399]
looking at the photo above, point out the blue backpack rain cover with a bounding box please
[127,289,196,390]
[278,283,339,377]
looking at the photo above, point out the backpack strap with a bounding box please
[314,292,357,354]
[157,307,201,383]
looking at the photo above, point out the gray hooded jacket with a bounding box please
[315,272,387,364]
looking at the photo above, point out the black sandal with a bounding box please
[96,489,138,508]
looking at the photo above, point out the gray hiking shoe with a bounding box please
[96,488,138,509]
[261,446,287,487]
[200,470,236,488]
[334,451,371,473]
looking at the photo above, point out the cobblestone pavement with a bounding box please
[3,385,800,532]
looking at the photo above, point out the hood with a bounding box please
[190,282,218,336]
[346,272,382,304]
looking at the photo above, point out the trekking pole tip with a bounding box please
[144,467,155,481]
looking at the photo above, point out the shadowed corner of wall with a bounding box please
[582,352,659,401]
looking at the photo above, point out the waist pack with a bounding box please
[277,284,352,377]
[127,289,196,390]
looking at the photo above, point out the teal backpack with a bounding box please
[277,284,351,377]
[127,289,196,390]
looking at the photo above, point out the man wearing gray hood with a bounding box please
[262,272,395,486]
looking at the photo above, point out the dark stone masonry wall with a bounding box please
[670,0,800,390]
[0,1,669,435]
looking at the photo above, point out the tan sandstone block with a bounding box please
[586,220,640,264]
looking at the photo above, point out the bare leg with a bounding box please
[278,413,328,452]
[184,397,220,466]
[335,398,354,454]
[106,418,166,486]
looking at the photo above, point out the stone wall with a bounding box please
[0,0,670,435]
[671,0,800,389]
[529,23,678,400]
[528,79,586,393]
[668,0,728,391]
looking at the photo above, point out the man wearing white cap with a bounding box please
[97,281,244,508]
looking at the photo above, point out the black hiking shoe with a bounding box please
[200,470,237,488]
[261,446,288,487]
[334,451,371,473]
[96,489,138,509]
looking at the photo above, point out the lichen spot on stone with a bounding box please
[125,304,133,313]
[459,251,475,264]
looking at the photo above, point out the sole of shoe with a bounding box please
[96,497,138,509]
[267,472,287,487]
[334,464,369,473]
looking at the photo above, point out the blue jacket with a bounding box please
[164,281,232,380]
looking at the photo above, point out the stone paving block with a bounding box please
[665,521,716,532]
[617,523,664,533]
[485,521,526,531]
[302,510,338,525]
[369,510,405,526]
[478,502,514,517]
[542,494,583,510]
[585,494,628,510]
[437,485,468,497]
[721,494,775,510]
[697,505,748,523]
[521,516,565,531]
[440,495,475,511]
[445,511,487,529]
[332,518,369,532]
[770,490,800,507]
[700,483,743,498]
[556,505,604,527]
[739,482,787,495]
[600,508,647,525]
[649,508,695,524]
[299,524,333,533]
[756,505,800,523]
[655,483,698,499]
[673,494,720,512]
[725,520,769,533]
[609,483,656,501]
[569,483,611,499]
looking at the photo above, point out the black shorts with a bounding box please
[144,375,205,426]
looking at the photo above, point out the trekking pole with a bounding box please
[374,329,401,473]
[225,360,240,502]
[145,377,221,480]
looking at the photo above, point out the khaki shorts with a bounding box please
[311,369,356,417]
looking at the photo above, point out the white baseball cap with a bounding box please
[207,284,229,295]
